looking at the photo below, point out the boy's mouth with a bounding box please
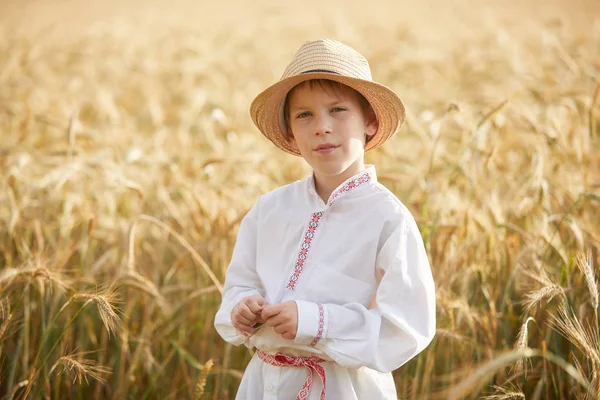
[314,143,339,154]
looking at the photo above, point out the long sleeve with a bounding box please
[214,200,264,346]
[295,214,436,372]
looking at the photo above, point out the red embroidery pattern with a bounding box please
[310,304,325,347]
[327,170,372,206]
[257,350,327,400]
[286,211,323,290]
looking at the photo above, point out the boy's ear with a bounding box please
[286,131,299,151]
[365,108,378,137]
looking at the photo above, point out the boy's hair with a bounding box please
[283,79,376,144]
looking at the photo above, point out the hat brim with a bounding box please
[250,72,406,156]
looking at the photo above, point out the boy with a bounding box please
[214,39,436,400]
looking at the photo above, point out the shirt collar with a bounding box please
[307,165,377,208]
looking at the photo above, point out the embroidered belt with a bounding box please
[256,350,327,400]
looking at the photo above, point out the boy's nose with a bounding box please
[313,113,332,136]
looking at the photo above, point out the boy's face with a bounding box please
[286,82,377,180]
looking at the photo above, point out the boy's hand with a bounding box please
[261,301,298,340]
[231,295,268,334]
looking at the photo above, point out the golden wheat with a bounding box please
[68,288,122,337]
[551,306,600,371]
[512,317,535,375]
[482,384,525,400]
[195,359,214,400]
[0,0,599,398]
[49,352,112,385]
[0,298,12,344]
[577,250,599,320]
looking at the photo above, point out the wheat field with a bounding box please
[1,0,599,398]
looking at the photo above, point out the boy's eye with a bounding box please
[331,107,346,112]
[296,112,311,119]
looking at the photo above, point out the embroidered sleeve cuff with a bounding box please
[235,325,252,338]
[294,300,326,347]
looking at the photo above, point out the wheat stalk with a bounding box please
[116,270,171,314]
[443,348,593,399]
[482,384,525,400]
[576,250,599,324]
[0,298,12,343]
[194,359,214,399]
[127,215,223,292]
[512,317,535,375]
[523,284,566,312]
[550,306,600,371]
[49,352,112,384]
[0,265,71,292]
[68,286,122,336]
[6,379,30,400]
[519,263,567,312]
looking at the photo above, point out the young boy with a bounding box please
[214,39,436,400]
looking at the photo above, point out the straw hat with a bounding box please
[250,39,406,156]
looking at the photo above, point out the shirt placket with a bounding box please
[284,169,374,291]
[263,361,281,400]
[286,211,323,290]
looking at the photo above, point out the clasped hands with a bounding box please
[231,295,298,340]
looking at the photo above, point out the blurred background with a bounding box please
[1,0,599,398]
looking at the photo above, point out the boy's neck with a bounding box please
[313,160,366,204]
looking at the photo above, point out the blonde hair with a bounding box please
[283,79,376,144]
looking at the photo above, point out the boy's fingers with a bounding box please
[247,298,265,315]
[237,303,256,325]
[256,297,268,307]
[238,301,252,314]
[255,313,267,324]
[235,313,254,326]
[239,304,258,321]
[235,323,255,334]
[265,313,286,327]
[261,304,281,321]
[273,325,286,335]
[282,331,295,340]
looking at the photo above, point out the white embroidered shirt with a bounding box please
[214,165,436,400]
